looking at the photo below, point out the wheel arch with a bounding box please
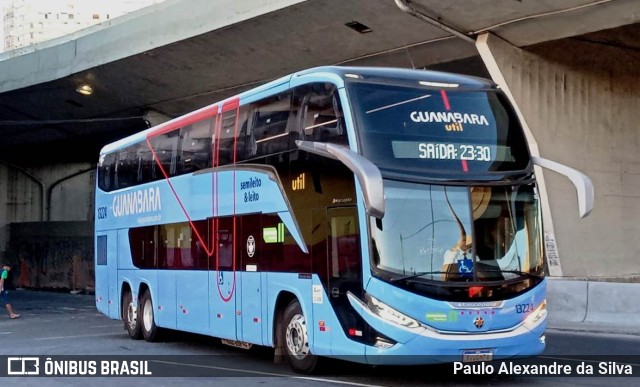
[120,281,133,320]
[272,291,298,348]
[138,281,151,301]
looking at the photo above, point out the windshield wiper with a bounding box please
[390,269,542,283]
[480,269,543,279]
[390,271,446,282]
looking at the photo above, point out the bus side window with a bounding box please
[248,91,295,158]
[216,217,234,270]
[296,83,347,146]
[236,119,252,162]
[129,225,156,269]
[159,223,185,269]
[137,146,153,185]
[190,220,210,269]
[115,148,137,190]
[234,106,251,162]
[98,153,117,191]
[329,207,361,280]
[218,111,239,166]
[149,130,180,179]
[180,119,213,174]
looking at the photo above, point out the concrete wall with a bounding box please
[2,162,93,219]
[547,278,640,332]
[47,167,95,221]
[477,32,640,278]
[7,221,94,291]
[1,162,95,290]
[0,163,43,254]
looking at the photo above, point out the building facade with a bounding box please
[2,0,164,52]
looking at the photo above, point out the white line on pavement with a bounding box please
[34,333,123,340]
[153,360,388,387]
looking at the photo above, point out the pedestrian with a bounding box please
[0,263,20,319]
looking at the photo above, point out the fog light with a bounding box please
[374,337,395,349]
[540,335,546,344]
[365,293,420,329]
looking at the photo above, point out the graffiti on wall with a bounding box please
[7,222,94,291]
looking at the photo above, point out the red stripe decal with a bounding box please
[146,138,214,257]
[441,90,467,173]
[215,99,239,303]
[146,106,217,139]
[145,97,241,303]
[440,90,451,111]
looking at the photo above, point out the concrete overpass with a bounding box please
[1,0,639,290]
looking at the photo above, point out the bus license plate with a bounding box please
[462,349,493,362]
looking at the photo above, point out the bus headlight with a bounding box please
[523,300,547,329]
[365,293,421,329]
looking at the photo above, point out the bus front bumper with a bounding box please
[347,292,547,366]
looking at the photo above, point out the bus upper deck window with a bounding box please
[298,84,347,145]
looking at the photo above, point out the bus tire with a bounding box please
[280,299,319,374]
[140,290,159,342]
[123,291,142,340]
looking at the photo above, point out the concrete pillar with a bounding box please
[476,31,640,279]
[0,162,44,255]
[40,163,94,221]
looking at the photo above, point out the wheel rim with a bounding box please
[285,313,309,360]
[127,301,137,331]
[143,298,153,332]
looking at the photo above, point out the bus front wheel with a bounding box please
[140,290,159,342]
[280,299,319,374]
[122,291,142,340]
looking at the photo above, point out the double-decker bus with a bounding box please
[95,66,593,374]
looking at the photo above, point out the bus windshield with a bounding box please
[370,181,544,284]
[348,82,531,178]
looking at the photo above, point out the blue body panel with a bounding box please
[156,270,177,329]
[95,66,548,367]
[209,270,238,340]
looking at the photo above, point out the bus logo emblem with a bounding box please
[474,317,484,329]
[292,173,306,191]
[247,235,255,257]
[445,122,464,132]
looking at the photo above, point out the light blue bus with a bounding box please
[94,66,593,374]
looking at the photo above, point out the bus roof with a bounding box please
[292,66,497,89]
[99,66,496,155]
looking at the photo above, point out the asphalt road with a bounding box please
[0,290,638,386]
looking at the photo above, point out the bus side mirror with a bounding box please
[532,156,594,218]
[296,140,385,218]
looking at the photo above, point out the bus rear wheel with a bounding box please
[140,290,160,342]
[280,299,319,374]
[123,291,142,340]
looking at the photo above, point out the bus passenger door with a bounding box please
[95,231,119,319]
[239,214,263,345]
[95,233,108,316]
[326,207,364,339]
[209,100,240,341]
